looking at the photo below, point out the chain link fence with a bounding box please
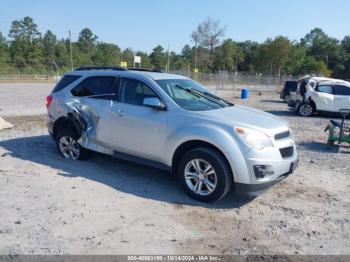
[0,71,297,98]
[170,70,297,97]
[0,75,59,82]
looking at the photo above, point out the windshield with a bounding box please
[156,79,232,111]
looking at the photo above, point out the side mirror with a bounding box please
[143,97,166,110]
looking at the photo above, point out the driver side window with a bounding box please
[316,85,333,94]
[118,78,158,106]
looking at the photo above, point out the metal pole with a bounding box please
[167,44,170,72]
[52,60,59,82]
[194,42,198,71]
[69,30,74,71]
[232,73,235,98]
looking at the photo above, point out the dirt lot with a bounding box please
[0,83,349,255]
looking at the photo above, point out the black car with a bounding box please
[280,80,297,103]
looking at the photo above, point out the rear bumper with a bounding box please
[47,116,55,139]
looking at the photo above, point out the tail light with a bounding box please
[46,95,53,109]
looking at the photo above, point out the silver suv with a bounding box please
[46,67,298,202]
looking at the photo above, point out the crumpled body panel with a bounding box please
[63,99,113,155]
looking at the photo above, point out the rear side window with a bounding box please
[71,76,117,99]
[52,75,81,93]
[316,85,333,94]
[333,85,350,96]
[285,81,297,91]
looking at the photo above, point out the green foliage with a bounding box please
[300,56,331,77]
[1,16,350,78]
[214,39,239,71]
[0,32,12,73]
[42,30,57,66]
[93,43,121,66]
[135,51,151,69]
[236,41,259,72]
[121,48,134,67]
[149,45,167,69]
[302,28,346,76]
[55,40,70,73]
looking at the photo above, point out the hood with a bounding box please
[197,105,290,136]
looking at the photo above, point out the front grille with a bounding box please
[279,146,293,158]
[275,131,290,140]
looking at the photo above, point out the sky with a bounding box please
[1,0,350,53]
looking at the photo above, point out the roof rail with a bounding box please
[128,68,163,73]
[74,66,127,71]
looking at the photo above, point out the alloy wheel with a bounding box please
[184,159,217,196]
[59,136,80,160]
[299,104,313,116]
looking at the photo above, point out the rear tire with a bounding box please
[283,94,292,103]
[297,102,315,117]
[56,129,89,160]
[177,147,232,202]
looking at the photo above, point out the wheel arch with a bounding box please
[52,114,84,140]
[171,140,233,178]
[309,98,317,110]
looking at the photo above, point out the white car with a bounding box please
[290,76,350,116]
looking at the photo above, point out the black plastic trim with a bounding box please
[74,66,127,71]
[112,151,171,171]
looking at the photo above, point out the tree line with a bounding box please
[1,16,350,78]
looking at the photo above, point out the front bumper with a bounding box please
[230,134,298,196]
[234,158,298,196]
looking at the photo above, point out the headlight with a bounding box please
[235,127,273,150]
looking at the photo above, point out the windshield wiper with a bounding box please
[175,84,228,108]
[175,84,201,97]
[203,91,234,106]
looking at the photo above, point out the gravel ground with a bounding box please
[0,83,349,255]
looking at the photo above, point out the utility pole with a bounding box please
[69,30,74,71]
[194,42,198,71]
[167,44,170,72]
[52,60,59,81]
[133,51,135,69]
[235,54,238,72]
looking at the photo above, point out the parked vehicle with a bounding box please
[289,76,350,117]
[280,80,297,103]
[46,67,297,202]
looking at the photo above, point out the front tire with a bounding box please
[297,102,315,117]
[178,147,232,202]
[56,129,89,160]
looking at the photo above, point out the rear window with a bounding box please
[52,75,81,93]
[71,76,117,97]
[333,85,350,96]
